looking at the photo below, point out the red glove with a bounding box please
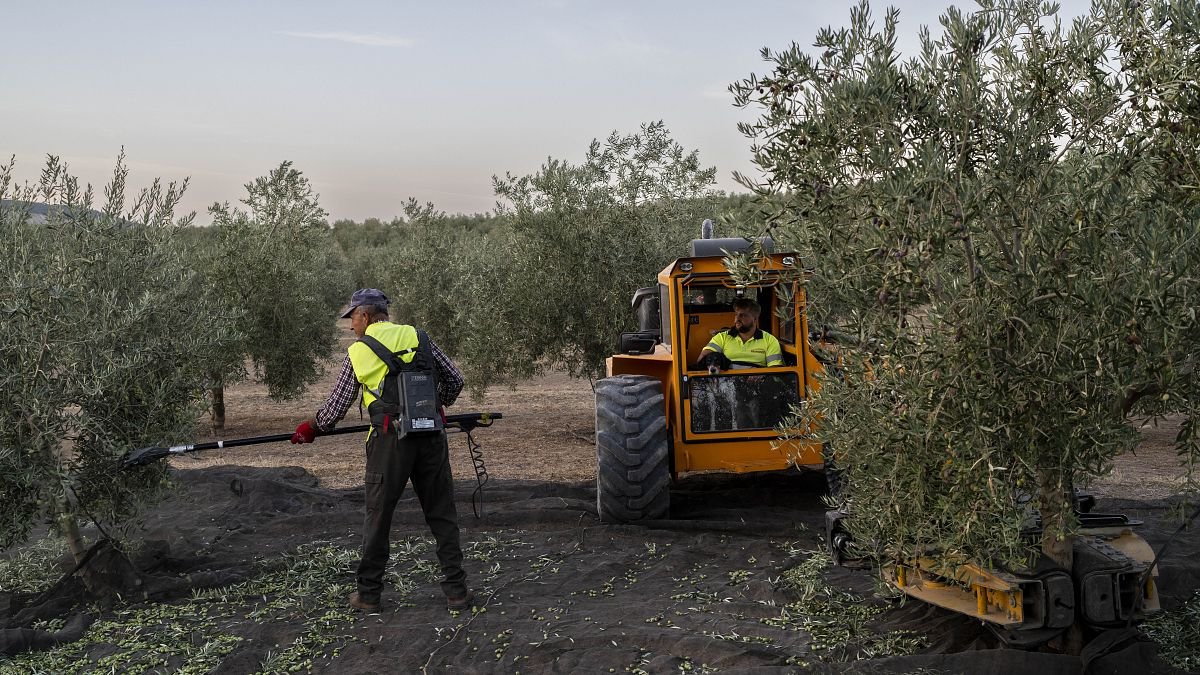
[291,420,317,444]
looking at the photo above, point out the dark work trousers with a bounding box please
[356,427,468,602]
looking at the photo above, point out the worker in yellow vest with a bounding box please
[291,288,472,613]
[699,298,783,370]
[695,298,782,430]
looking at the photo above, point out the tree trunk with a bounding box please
[1038,467,1074,570]
[1038,467,1084,655]
[58,512,87,568]
[55,505,104,595]
[210,380,225,430]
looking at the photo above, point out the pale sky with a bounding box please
[2,1,1091,223]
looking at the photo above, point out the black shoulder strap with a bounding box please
[416,329,444,397]
[358,334,401,373]
[414,329,432,362]
[358,333,422,373]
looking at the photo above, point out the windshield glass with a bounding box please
[683,286,754,311]
[688,372,800,433]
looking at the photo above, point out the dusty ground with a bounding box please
[1090,415,1194,500]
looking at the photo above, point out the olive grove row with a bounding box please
[0,121,722,556]
[3,0,1198,586]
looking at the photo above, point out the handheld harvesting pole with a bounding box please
[120,412,503,469]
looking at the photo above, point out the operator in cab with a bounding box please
[698,298,783,373]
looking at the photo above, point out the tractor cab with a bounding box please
[597,228,827,522]
[674,271,803,437]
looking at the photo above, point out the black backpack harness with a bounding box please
[357,328,444,438]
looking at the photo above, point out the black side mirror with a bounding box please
[619,331,659,355]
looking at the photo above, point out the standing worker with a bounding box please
[291,288,473,612]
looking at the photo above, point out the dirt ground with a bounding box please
[2,331,1199,673]
[1089,415,1194,500]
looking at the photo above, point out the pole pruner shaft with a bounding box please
[120,412,503,468]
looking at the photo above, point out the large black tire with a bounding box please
[595,375,670,523]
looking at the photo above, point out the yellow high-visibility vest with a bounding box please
[347,321,419,409]
[703,329,783,367]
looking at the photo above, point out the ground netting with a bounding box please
[1,466,1195,673]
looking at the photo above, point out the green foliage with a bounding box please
[0,542,364,675]
[329,123,727,394]
[203,161,349,400]
[332,211,500,293]
[0,533,66,592]
[332,216,418,292]
[328,200,491,378]
[733,0,1200,568]
[1143,588,1200,671]
[768,550,927,660]
[372,199,474,356]
[0,154,235,547]
[479,120,722,384]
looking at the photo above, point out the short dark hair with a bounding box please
[733,298,761,316]
[362,303,389,319]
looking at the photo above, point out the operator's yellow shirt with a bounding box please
[703,329,783,367]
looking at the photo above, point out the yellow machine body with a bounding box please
[606,252,825,477]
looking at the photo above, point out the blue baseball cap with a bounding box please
[340,288,390,318]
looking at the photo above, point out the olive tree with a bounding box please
[202,162,348,427]
[733,0,1199,571]
[474,121,722,387]
[368,199,462,349]
[0,154,234,561]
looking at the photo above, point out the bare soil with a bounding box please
[1089,415,1194,500]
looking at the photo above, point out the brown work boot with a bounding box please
[349,591,380,612]
[446,590,475,612]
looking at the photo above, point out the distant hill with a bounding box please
[1,199,108,225]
